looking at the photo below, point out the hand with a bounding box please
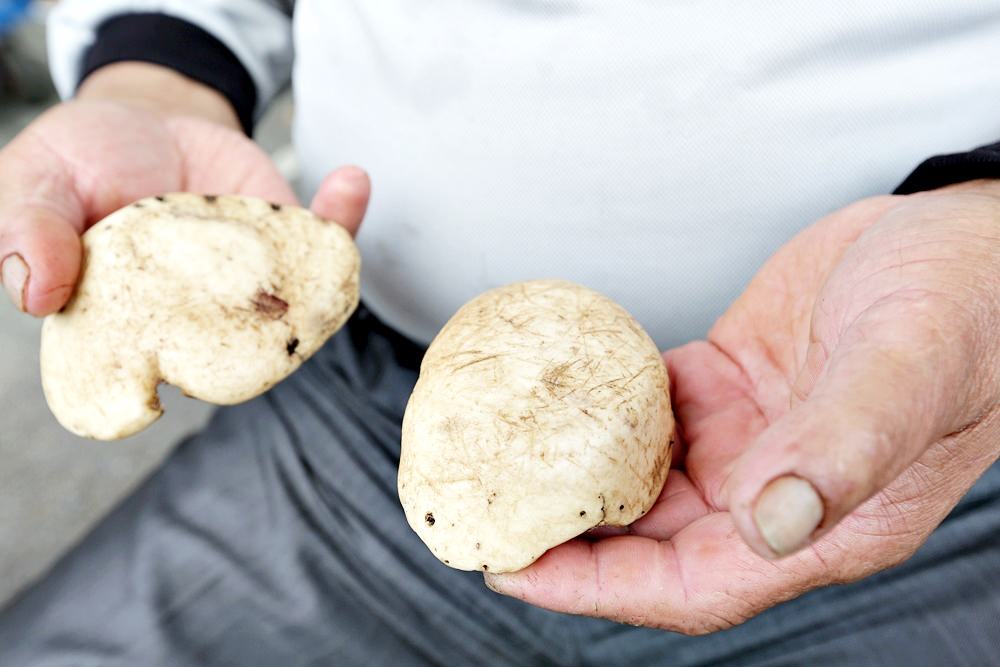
[0,63,370,315]
[486,183,1000,633]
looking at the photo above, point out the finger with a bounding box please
[663,342,769,507]
[308,166,371,237]
[584,470,710,541]
[486,512,823,634]
[627,470,711,540]
[487,536,685,629]
[725,296,990,559]
[0,147,85,315]
[1,215,82,315]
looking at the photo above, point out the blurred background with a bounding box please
[0,1,295,607]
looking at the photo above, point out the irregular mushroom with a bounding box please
[41,193,360,440]
[398,280,674,573]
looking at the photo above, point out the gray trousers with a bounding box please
[2,306,999,666]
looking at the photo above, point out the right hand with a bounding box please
[0,64,370,316]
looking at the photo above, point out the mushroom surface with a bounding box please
[399,280,674,573]
[41,193,360,440]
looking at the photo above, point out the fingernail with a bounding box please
[1,254,29,312]
[753,476,824,557]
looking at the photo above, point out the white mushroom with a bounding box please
[41,193,360,440]
[399,280,674,573]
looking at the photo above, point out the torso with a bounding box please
[293,0,1000,347]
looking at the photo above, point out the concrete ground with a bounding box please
[0,13,295,607]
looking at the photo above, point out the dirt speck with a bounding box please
[425,512,435,526]
[147,382,163,410]
[541,361,576,396]
[286,337,300,356]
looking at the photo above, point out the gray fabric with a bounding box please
[2,306,998,666]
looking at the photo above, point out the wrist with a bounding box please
[77,62,241,132]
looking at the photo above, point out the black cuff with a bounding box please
[80,13,256,135]
[894,142,1000,195]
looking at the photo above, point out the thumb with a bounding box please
[308,165,371,237]
[0,154,85,315]
[724,302,990,559]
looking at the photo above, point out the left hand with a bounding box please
[485,181,1000,634]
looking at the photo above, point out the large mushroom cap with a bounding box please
[399,280,674,573]
[41,193,360,440]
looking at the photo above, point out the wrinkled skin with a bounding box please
[0,97,369,315]
[487,183,1000,634]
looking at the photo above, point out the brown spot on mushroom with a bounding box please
[579,510,586,516]
[286,337,300,356]
[425,512,435,526]
[154,195,165,202]
[252,291,289,319]
[270,202,282,212]
[482,564,489,571]
[204,195,218,203]
[619,504,625,511]
[133,203,144,209]
[475,542,481,550]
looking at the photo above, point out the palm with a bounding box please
[0,98,298,313]
[499,193,1000,633]
[59,101,295,217]
[23,99,297,228]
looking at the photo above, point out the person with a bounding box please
[1,2,998,664]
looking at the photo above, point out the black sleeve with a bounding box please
[894,142,1000,195]
[79,13,257,135]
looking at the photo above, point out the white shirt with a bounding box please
[50,0,1000,348]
